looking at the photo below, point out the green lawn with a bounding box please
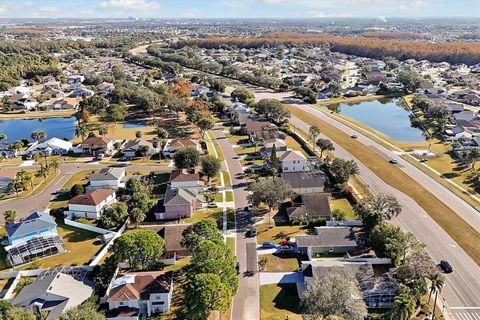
[226,237,235,254]
[225,191,233,202]
[256,223,309,244]
[234,146,257,156]
[260,284,302,320]
[222,171,231,187]
[330,194,356,220]
[63,169,98,189]
[261,253,304,272]
[163,257,191,272]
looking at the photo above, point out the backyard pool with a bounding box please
[123,121,147,128]
[0,117,77,142]
[330,98,426,142]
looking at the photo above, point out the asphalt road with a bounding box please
[289,112,480,319]
[1,162,173,221]
[211,128,260,320]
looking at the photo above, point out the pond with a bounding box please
[0,117,77,142]
[329,98,426,142]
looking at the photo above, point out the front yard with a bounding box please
[256,223,309,244]
[260,253,306,272]
[260,283,302,320]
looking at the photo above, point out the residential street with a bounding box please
[288,113,480,319]
[211,128,260,320]
[0,162,173,221]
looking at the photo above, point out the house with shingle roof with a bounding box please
[4,212,66,267]
[158,188,203,220]
[162,139,200,157]
[296,226,359,258]
[81,136,114,156]
[106,271,173,319]
[287,193,331,222]
[169,169,203,192]
[278,150,307,173]
[66,189,116,219]
[11,270,94,320]
[88,167,125,189]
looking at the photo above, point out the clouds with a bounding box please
[100,0,160,11]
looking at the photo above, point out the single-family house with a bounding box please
[287,193,331,222]
[190,86,210,98]
[158,224,191,258]
[123,139,155,159]
[281,172,327,194]
[158,188,204,220]
[296,227,358,258]
[11,269,95,320]
[169,169,203,192]
[261,139,288,154]
[299,260,398,308]
[13,96,38,111]
[0,141,19,159]
[279,150,307,173]
[25,138,72,156]
[163,139,200,157]
[88,167,125,189]
[4,212,66,267]
[106,271,173,319]
[366,71,386,85]
[51,98,80,110]
[66,189,116,220]
[445,126,473,140]
[243,119,272,136]
[97,82,115,95]
[67,75,85,84]
[81,136,115,156]
[69,87,94,98]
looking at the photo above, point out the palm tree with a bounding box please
[391,291,416,320]
[37,164,50,184]
[155,127,169,140]
[428,273,445,303]
[76,123,90,141]
[20,171,34,194]
[50,159,60,173]
[98,126,108,137]
[309,125,321,151]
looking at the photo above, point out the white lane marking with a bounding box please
[448,244,457,248]
[472,313,480,320]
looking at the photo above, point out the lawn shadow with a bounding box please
[271,283,302,314]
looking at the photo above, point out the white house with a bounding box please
[88,167,126,189]
[106,271,173,319]
[279,150,307,173]
[67,75,85,84]
[162,139,200,157]
[66,189,116,219]
[25,138,72,156]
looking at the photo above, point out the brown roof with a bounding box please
[169,139,197,148]
[244,119,272,133]
[287,193,331,219]
[108,271,173,302]
[68,189,115,206]
[81,136,112,146]
[159,225,190,254]
[170,169,199,183]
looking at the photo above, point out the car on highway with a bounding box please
[351,134,358,139]
[439,260,453,273]
[389,158,399,164]
[262,242,276,248]
[114,162,131,167]
[207,202,218,208]
[246,228,257,238]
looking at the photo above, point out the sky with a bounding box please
[0,0,478,19]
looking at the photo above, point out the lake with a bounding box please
[329,98,426,142]
[0,117,77,142]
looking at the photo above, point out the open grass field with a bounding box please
[286,104,480,265]
[260,283,302,320]
[317,94,384,106]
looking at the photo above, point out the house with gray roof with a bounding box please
[88,167,125,189]
[122,139,156,159]
[287,193,331,222]
[296,226,358,259]
[4,212,66,267]
[11,269,94,319]
[157,188,203,220]
[281,172,327,194]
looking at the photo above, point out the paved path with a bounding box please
[1,163,173,221]
[289,113,480,319]
[211,128,260,320]
[259,272,304,285]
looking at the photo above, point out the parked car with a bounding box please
[389,158,398,164]
[262,242,276,249]
[55,188,69,194]
[439,260,453,273]
[246,228,257,238]
[207,202,218,208]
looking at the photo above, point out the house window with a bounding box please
[119,302,126,306]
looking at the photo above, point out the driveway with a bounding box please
[259,272,304,285]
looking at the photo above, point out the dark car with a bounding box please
[246,228,257,238]
[439,260,453,273]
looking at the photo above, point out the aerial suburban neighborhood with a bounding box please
[0,3,478,320]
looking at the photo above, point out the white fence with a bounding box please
[64,214,110,235]
[89,220,128,266]
[326,220,363,227]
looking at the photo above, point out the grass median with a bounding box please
[286,104,480,265]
